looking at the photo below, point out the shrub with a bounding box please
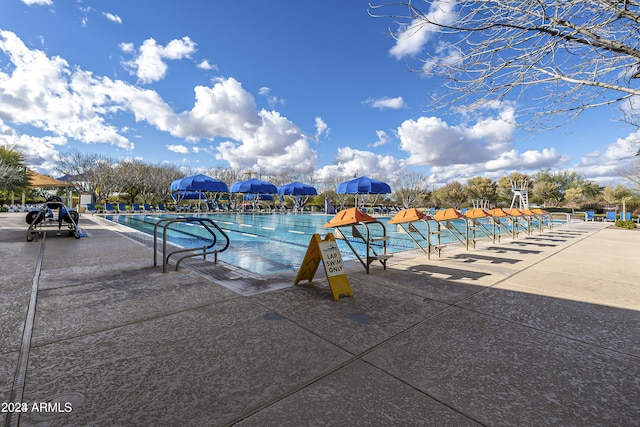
[615,219,637,229]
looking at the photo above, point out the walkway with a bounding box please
[1,213,638,426]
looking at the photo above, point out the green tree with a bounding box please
[434,181,467,209]
[0,146,29,199]
[532,181,560,207]
[466,176,496,206]
[603,184,633,206]
[564,187,585,208]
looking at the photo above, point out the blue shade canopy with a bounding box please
[170,174,229,192]
[243,193,273,201]
[172,191,208,201]
[230,178,278,194]
[337,176,391,194]
[277,181,318,196]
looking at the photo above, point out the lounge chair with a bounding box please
[157,203,165,212]
[143,203,152,212]
[605,211,617,222]
[117,203,129,213]
[86,204,97,213]
[624,212,631,221]
[104,203,116,213]
[131,203,143,213]
[586,211,595,221]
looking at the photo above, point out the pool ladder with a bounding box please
[334,221,392,274]
[153,217,230,272]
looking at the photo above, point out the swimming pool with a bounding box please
[103,213,427,275]
[103,212,538,275]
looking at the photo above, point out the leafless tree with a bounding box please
[392,170,428,208]
[116,160,149,204]
[371,0,640,129]
[55,150,115,203]
[150,164,184,203]
[619,157,640,188]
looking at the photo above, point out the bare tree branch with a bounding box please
[371,0,640,129]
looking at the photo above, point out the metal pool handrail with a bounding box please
[153,217,230,272]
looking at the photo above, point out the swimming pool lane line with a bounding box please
[5,234,45,427]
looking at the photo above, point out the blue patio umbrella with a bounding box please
[170,174,226,209]
[230,178,277,194]
[170,174,228,192]
[277,181,318,196]
[337,176,391,194]
[244,193,273,201]
[230,178,278,210]
[278,181,317,211]
[337,176,391,208]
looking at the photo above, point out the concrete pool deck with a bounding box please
[1,212,639,426]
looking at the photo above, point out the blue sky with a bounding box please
[0,0,638,186]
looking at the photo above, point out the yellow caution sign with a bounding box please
[294,233,353,301]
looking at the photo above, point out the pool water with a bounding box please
[103,212,540,275]
[104,213,423,275]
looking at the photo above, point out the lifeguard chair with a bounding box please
[510,178,529,210]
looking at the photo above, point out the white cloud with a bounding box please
[121,36,197,84]
[370,130,391,147]
[571,129,640,184]
[0,119,65,169]
[0,31,322,176]
[167,144,189,154]
[258,87,270,96]
[364,96,406,110]
[216,108,318,173]
[103,12,122,24]
[0,30,133,150]
[389,0,457,59]
[396,104,568,183]
[258,86,284,108]
[398,105,518,166]
[119,42,135,53]
[314,116,329,140]
[197,60,217,71]
[315,146,404,182]
[21,0,52,5]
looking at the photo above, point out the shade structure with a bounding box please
[230,178,277,194]
[172,191,208,201]
[337,176,391,195]
[170,174,228,192]
[243,193,273,201]
[28,171,69,188]
[277,181,317,196]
